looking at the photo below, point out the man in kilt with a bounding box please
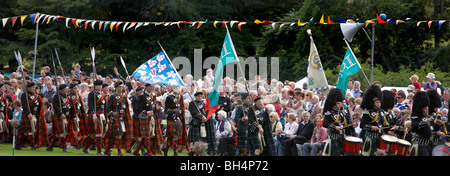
[247,96,276,156]
[132,85,153,156]
[163,86,184,156]
[234,93,250,156]
[83,79,106,155]
[0,83,9,142]
[104,81,129,156]
[322,88,348,156]
[47,84,70,152]
[17,82,47,150]
[360,84,385,156]
[188,92,216,155]
[67,83,88,149]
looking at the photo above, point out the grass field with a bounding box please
[0,143,189,156]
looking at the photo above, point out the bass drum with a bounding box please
[343,136,363,155]
[432,142,450,156]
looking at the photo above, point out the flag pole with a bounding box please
[32,17,39,80]
[343,38,371,86]
[157,41,203,114]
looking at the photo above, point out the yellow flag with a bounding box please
[20,15,27,26]
[319,15,325,24]
[213,21,219,28]
[298,19,307,26]
[365,20,375,27]
[254,19,263,24]
[110,21,117,32]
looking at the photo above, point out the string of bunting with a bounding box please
[1,12,449,32]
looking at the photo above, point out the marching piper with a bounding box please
[83,79,106,155]
[47,84,70,152]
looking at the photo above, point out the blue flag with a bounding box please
[131,51,183,86]
[336,47,361,96]
[208,28,239,107]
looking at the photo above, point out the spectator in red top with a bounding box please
[409,74,421,91]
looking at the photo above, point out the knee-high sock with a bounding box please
[95,137,102,152]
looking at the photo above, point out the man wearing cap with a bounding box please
[132,84,155,156]
[247,96,276,156]
[17,81,47,150]
[67,83,88,149]
[162,86,185,156]
[0,83,9,142]
[234,93,251,155]
[103,81,130,156]
[47,84,70,152]
[188,92,215,155]
[83,79,107,155]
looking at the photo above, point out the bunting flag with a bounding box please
[130,51,183,86]
[207,26,239,108]
[336,44,362,97]
[0,12,449,33]
[11,16,18,27]
[306,29,329,92]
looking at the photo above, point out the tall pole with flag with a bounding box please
[305,29,329,95]
[207,25,240,114]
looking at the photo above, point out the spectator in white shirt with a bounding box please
[277,113,299,156]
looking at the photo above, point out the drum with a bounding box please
[379,135,398,154]
[344,136,363,154]
[432,144,450,156]
[396,139,411,156]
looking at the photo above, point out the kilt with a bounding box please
[237,128,248,150]
[86,114,103,137]
[34,112,48,147]
[248,131,261,151]
[108,116,123,137]
[177,117,188,146]
[133,117,150,138]
[149,119,163,154]
[78,114,87,137]
[188,124,201,144]
[122,113,133,149]
[66,116,80,143]
[19,114,33,135]
[51,114,65,135]
[187,119,215,152]
[166,120,178,138]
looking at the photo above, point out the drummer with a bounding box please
[360,84,385,156]
[426,90,447,146]
[322,88,347,156]
[410,91,433,156]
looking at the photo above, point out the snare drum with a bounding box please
[379,135,398,154]
[396,139,411,156]
[344,136,363,154]
[432,144,450,156]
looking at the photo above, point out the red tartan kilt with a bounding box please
[133,117,150,138]
[108,117,122,136]
[166,120,178,137]
[86,114,103,136]
[51,114,65,135]
[19,114,32,134]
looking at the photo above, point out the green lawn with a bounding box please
[0,143,189,156]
